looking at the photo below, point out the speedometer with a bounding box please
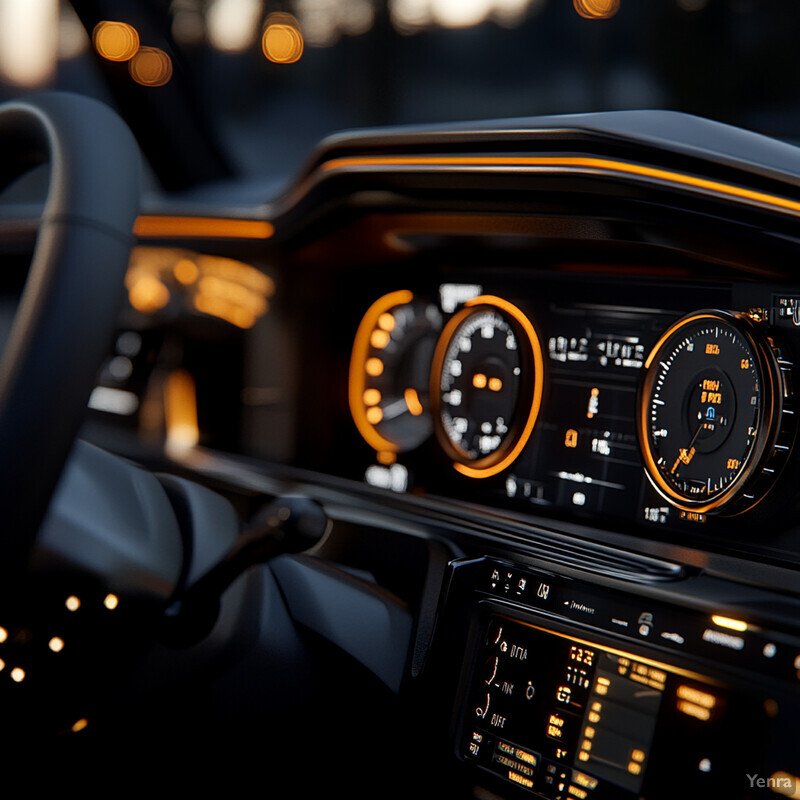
[638,310,785,514]
[431,295,544,479]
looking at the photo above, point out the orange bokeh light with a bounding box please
[573,0,620,19]
[262,14,304,64]
[93,20,139,62]
[129,46,173,87]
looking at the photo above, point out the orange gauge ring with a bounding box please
[431,295,544,479]
[349,290,414,454]
[637,310,782,514]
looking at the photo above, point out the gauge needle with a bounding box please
[382,398,410,421]
[670,420,706,475]
[382,389,424,421]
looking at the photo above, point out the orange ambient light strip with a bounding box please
[349,289,414,453]
[319,155,800,217]
[134,216,275,240]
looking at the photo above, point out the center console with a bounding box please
[440,558,800,799]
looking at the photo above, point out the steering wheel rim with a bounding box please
[0,92,139,579]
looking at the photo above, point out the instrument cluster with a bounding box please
[348,276,800,544]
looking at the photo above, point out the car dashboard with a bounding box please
[58,110,800,796]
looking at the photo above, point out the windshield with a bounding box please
[0,0,798,184]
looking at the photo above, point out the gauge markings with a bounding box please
[432,296,544,479]
[350,291,442,454]
[639,311,782,513]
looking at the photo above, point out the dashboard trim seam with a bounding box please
[317,155,800,217]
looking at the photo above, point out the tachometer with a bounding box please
[350,290,442,456]
[638,310,785,514]
[431,295,544,479]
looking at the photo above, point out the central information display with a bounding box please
[460,616,726,799]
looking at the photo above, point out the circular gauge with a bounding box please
[350,290,442,456]
[638,310,784,514]
[431,295,544,479]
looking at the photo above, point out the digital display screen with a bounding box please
[461,616,727,799]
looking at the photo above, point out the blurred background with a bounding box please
[1,0,799,186]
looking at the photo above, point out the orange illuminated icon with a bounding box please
[472,373,488,389]
[129,46,173,87]
[573,0,620,19]
[370,329,390,349]
[488,377,503,392]
[677,685,717,709]
[565,429,578,448]
[710,615,748,632]
[378,313,396,332]
[365,357,384,377]
[363,389,381,406]
[93,21,139,62]
[676,700,711,721]
[262,13,304,64]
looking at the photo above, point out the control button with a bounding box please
[542,759,571,798]
[699,758,712,773]
[702,628,745,651]
[526,682,536,701]
[467,731,485,758]
[555,684,572,704]
[572,772,599,790]
[496,740,539,770]
[490,568,501,589]
[762,643,777,658]
[638,612,654,637]
[537,581,551,601]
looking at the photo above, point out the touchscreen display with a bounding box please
[461,616,727,798]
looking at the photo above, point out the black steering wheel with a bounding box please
[0,93,139,581]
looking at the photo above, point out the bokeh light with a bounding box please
[92,20,139,62]
[262,13,304,64]
[129,46,173,87]
[573,0,620,19]
[0,0,58,87]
